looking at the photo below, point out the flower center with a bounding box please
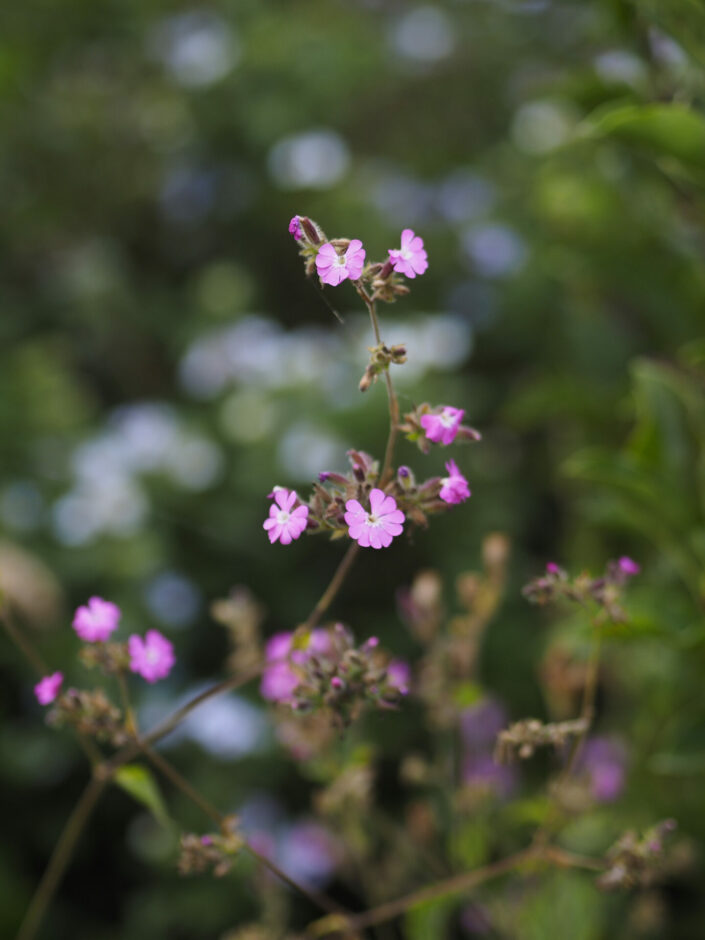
[366,513,382,528]
[439,410,455,427]
[276,510,291,525]
[145,648,160,664]
[336,254,347,266]
[400,247,412,260]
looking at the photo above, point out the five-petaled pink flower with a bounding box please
[439,459,471,505]
[72,596,121,643]
[388,229,428,279]
[128,630,175,683]
[345,488,405,549]
[316,240,366,286]
[264,489,309,545]
[34,671,63,705]
[289,216,303,239]
[420,406,465,446]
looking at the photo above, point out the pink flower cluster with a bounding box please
[260,630,331,704]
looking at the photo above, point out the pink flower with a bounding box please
[315,240,366,286]
[618,556,640,576]
[388,228,428,279]
[386,659,411,695]
[420,406,464,445]
[289,216,303,239]
[34,671,63,705]
[439,459,471,504]
[344,488,405,549]
[128,630,175,683]
[72,596,121,643]
[260,629,331,703]
[263,489,309,545]
[546,562,561,575]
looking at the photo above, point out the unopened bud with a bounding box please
[300,216,321,245]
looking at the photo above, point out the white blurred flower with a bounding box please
[268,130,350,190]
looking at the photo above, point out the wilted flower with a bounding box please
[388,228,428,279]
[344,488,405,549]
[128,630,175,683]
[263,489,309,545]
[72,597,121,643]
[34,672,63,705]
[420,406,464,445]
[439,459,471,504]
[316,240,366,286]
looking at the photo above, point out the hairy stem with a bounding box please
[302,542,360,631]
[359,291,400,486]
[16,776,106,940]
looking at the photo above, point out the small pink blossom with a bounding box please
[546,562,561,575]
[34,671,63,705]
[289,216,303,239]
[315,240,366,286]
[439,459,471,504]
[128,630,175,683]
[386,659,411,695]
[388,228,428,279]
[618,556,640,576]
[263,489,309,545]
[72,596,121,643]
[420,406,465,445]
[344,488,405,549]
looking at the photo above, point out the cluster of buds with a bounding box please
[400,404,481,455]
[288,215,324,277]
[368,258,411,303]
[178,817,244,878]
[597,820,677,891]
[359,342,407,392]
[523,557,640,623]
[494,717,589,763]
[78,641,130,676]
[266,624,408,726]
[48,688,127,746]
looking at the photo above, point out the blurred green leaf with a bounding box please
[581,103,705,183]
[114,764,171,829]
[405,895,456,940]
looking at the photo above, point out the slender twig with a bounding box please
[16,775,106,940]
[301,543,360,631]
[139,743,343,916]
[306,849,533,937]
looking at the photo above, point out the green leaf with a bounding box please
[649,751,705,775]
[581,103,705,183]
[114,764,171,829]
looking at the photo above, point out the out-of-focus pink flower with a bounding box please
[420,406,464,445]
[279,821,342,888]
[34,672,63,705]
[344,488,405,549]
[386,659,411,695]
[579,737,627,803]
[546,562,561,575]
[260,629,331,703]
[439,459,471,504]
[618,556,640,576]
[72,597,121,643]
[461,699,516,800]
[128,630,175,683]
[315,240,366,286]
[388,228,428,279]
[288,216,303,239]
[263,489,309,545]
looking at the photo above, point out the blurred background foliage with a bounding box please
[1,0,704,937]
